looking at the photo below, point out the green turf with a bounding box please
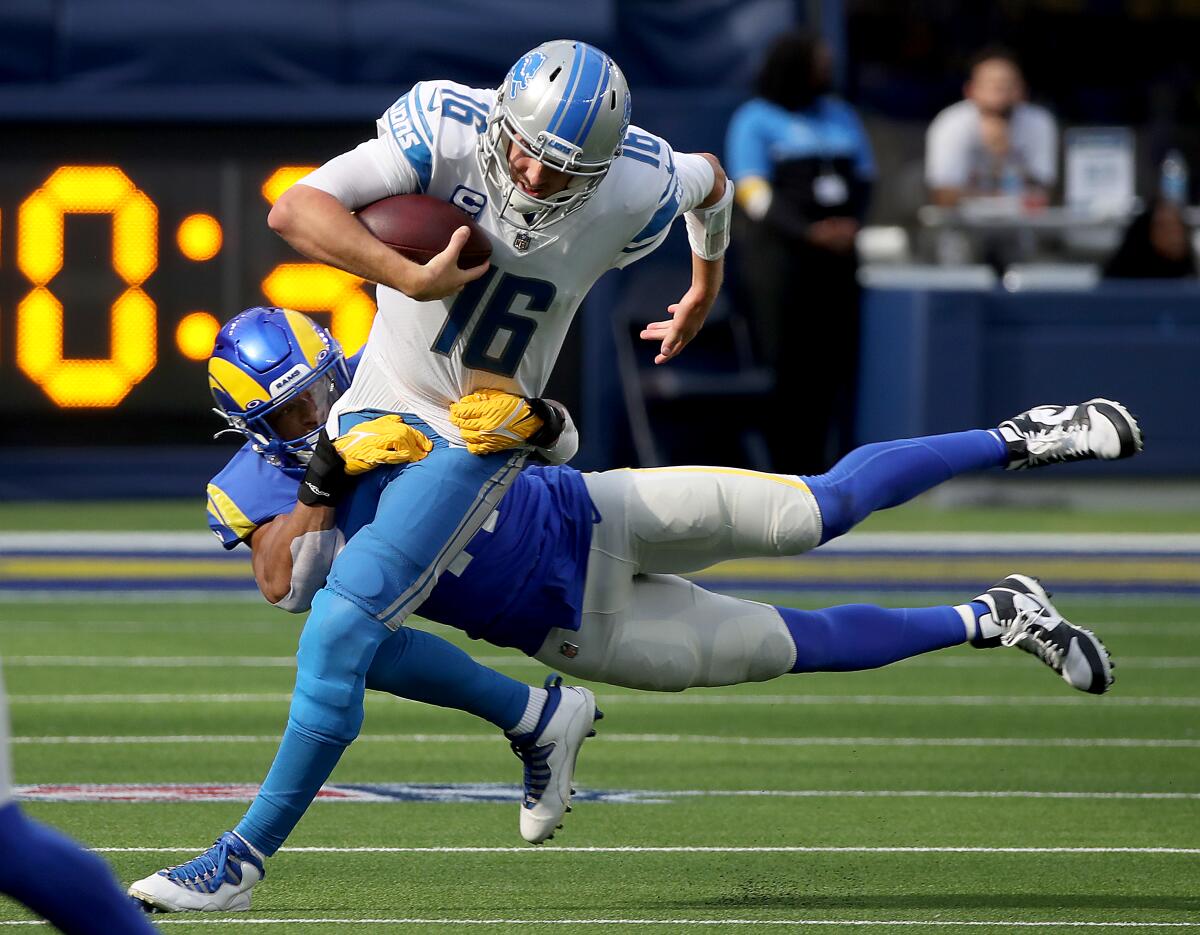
[5,498,1200,533]
[2,595,1198,932]
[0,500,206,532]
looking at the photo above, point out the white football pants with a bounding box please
[533,467,824,691]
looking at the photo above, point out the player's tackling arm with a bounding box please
[641,152,731,365]
[249,503,338,610]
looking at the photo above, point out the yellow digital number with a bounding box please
[259,167,374,354]
[16,166,157,407]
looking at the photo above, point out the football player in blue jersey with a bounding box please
[130,306,1141,913]
[140,40,735,915]
[0,664,159,933]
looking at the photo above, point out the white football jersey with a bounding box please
[303,79,714,444]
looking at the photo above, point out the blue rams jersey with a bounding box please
[417,464,595,655]
[207,435,595,654]
[206,444,304,548]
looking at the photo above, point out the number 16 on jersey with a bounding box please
[431,269,556,378]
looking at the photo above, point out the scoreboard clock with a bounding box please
[0,124,377,444]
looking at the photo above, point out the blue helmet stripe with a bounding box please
[571,53,612,146]
[554,45,607,145]
[546,45,584,137]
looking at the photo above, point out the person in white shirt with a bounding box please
[925,47,1057,207]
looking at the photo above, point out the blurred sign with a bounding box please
[1064,127,1135,213]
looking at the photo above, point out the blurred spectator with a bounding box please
[725,29,874,473]
[1103,198,1197,279]
[926,47,1057,207]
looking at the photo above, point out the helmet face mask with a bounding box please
[209,307,351,469]
[479,40,631,232]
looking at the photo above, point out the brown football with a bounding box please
[356,194,492,269]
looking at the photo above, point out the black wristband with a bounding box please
[297,429,351,507]
[525,397,566,449]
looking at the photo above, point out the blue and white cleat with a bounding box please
[998,398,1142,470]
[508,674,602,844]
[972,574,1115,695]
[127,831,264,913]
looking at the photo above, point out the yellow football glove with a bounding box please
[332,415,433,475]
[449,388,547,455]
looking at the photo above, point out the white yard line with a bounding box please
[3,918,1200,928]
[10,733,1200,750]
[7,692,1200,707]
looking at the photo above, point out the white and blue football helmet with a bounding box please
[479,39,631,231]
[208,307,351,468]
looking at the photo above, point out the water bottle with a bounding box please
[1000,163,1023,197]
[999,162,1023,214]
[1160,149,1189,205]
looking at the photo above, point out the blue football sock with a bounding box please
[803,430,1007,544]
[366,626,530,731]
[777,603,968,672]
[0,802,157,934]
[234,716,346,857]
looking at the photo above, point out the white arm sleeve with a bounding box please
[297,138,419,211]
[685,178,733,260]
[674,152,717,215]
[273,527,343,614]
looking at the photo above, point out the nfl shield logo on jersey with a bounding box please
[513,230,532,252]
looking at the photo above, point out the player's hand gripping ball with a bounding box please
[450,389,551,455]
[333,415,434,475]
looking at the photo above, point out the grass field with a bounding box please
[1,502,1198,932]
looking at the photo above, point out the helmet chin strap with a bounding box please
[506,186,551,216]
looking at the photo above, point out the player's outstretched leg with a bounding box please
[970,574,1114,693]
[128,831,263,913]
[543,573,1113,696]
[805,398,1142,545]
[998,399,1142,470]
[507,674,602,845]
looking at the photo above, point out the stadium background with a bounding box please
[1,1,1198,932]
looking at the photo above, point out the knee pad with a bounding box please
[700,609,795,686]
[292,589,389,744]
[326,525,422,619]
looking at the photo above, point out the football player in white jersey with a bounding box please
[172,39,733,909]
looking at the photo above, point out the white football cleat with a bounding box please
[998,398,1143,470]
[971,574,1114,695]
[508,675,601,844]
[128,832,264,913]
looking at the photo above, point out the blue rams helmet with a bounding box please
[208,307,351,467]
[479,39,631,231]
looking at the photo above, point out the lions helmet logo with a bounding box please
[509,50,546,98]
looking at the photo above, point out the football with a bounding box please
[356,194,492,269]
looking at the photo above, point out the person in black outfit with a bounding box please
[725,30,875,473]
[1103,197,1197,279]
